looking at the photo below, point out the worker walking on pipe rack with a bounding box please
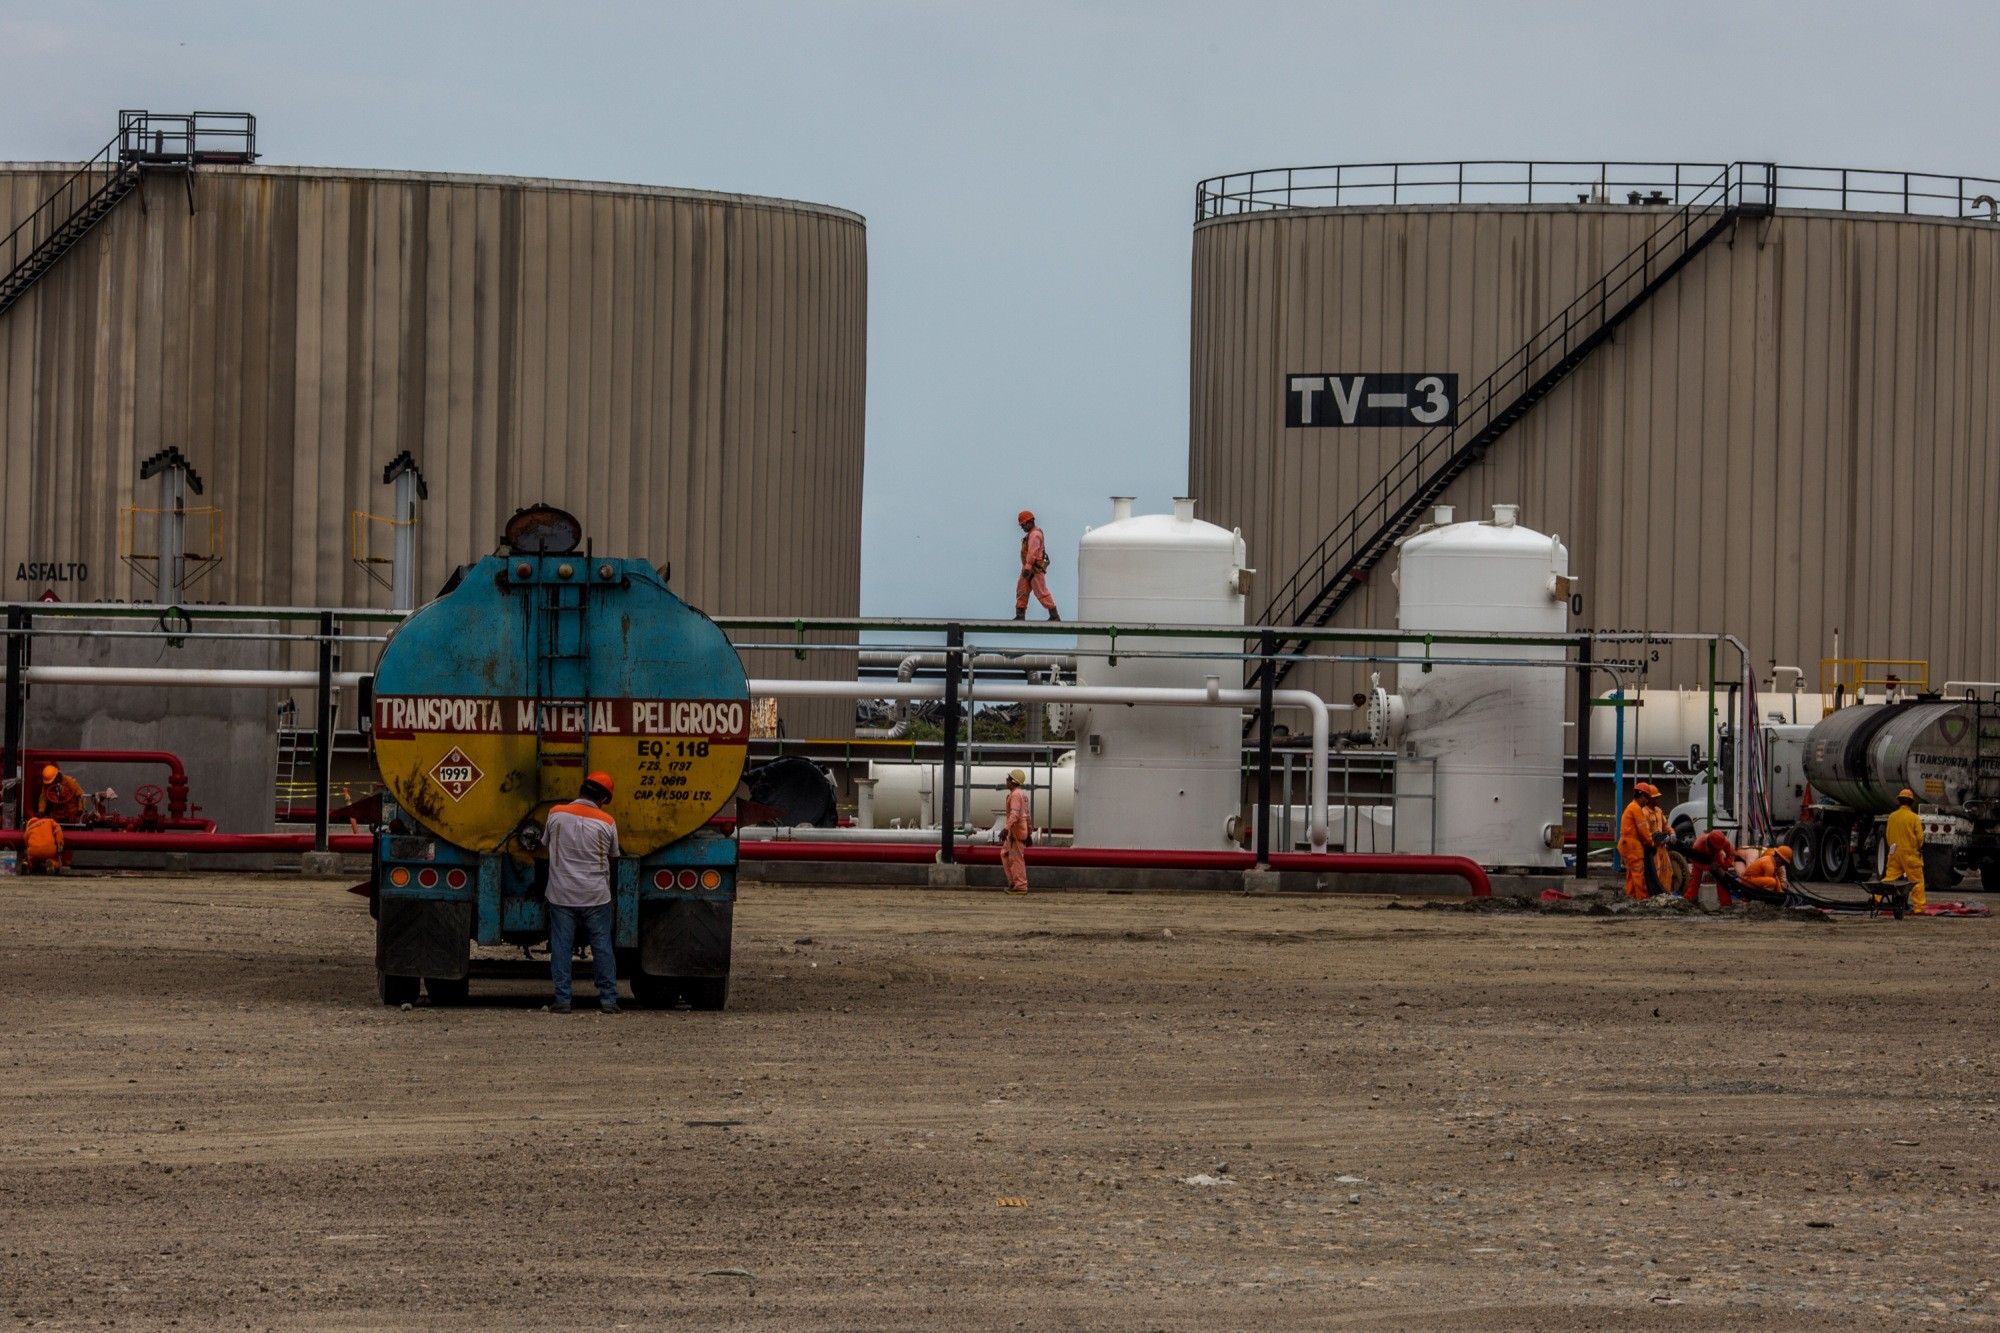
[1014,510,1060,621]
[1682,827,1737,908]
[543,771,623,1015]
[1001,769,1031,895]
[37,764,84,824]
[1884,788,1927,913]
[1619,782,1668,900]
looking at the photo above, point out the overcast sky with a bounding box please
[4,1,1996,616]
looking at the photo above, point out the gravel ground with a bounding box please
[0,875,1994,1329]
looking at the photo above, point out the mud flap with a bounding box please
[640,898,733,978]
[377,899,471,980]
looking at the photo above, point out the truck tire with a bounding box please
[1921,845,1958,893]
[1818,821,1854,883]
[378,972,421,1006]
[631,971,675,1008]
[680,976,729,1011]
[1785,826,1820,881]
[1856,826,1882,883]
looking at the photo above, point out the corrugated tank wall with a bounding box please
[1190,204,2000,701]
[0,164,866,737]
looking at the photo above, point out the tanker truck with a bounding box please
[1763,699,2000,886]
[364,505,748,1008]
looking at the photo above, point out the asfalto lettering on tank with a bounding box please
[1285,373,1457,428]
[13,561,88,584]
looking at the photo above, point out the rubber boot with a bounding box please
[1013,609,1026,621]
[1047,609,1061,622]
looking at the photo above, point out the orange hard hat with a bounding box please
[1775,845,1795,862]
[583,770,615,799]
[41,765,58,782]
[1017,510,1035,525]
[1635,781,1660,798]
[1898,788,1916,801]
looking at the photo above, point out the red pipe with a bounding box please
[26,748,193,820]
[0,830,376,854]
[737,840,1490,895]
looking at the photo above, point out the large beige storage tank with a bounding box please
[1189,160,2000,706]
[0,156,866,736]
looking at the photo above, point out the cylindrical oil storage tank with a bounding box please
[1189,161,2000,703]
[859,757,1076,831]
[0,157,866,737]
[1803,701,2000,816]
[1071,497,1249,850]
[1371,504,1568,865]
[1588,687,1833,760]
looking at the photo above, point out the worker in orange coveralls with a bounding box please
[1682,827,1737,907]
[22,816,64,874]
[36,764,85,824]
[1738,844,1794,896]
[1618,782,1667,899]
[1616,780,1664,892]
[1013,511,1060,621]
[1001,769,1032,895]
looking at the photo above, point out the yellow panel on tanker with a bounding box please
[370,546,750,857]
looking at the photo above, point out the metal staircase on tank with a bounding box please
[1245,161,1776,694]
[0,111,255,321]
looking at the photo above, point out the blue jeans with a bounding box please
[548,902,618,1008]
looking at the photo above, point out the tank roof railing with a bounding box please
[1195,159,2000,224]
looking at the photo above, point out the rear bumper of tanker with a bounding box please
[373,830,736,1001]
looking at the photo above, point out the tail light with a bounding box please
[388,867,411,887]
[676,869,698,889]
[653,869,673,888]
[417,868,439,888]
[699,869,722,890]
[445,868,468,890]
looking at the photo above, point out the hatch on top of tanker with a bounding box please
[364,505,749,1011]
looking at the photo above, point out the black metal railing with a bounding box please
[0,130,134,288]
[0,111,255,319]
[1246,163,1769,691]
[1196,158,2000,223]
[115,109,257,165]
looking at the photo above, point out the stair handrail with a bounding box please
[0,129,131,284]
[1257,162,1759,635]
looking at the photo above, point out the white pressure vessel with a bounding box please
[1379,504,1569,866]
[1071,497,1250,849]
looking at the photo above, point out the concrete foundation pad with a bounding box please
[299,850,346,879]
[925,863,968,889]
[1241,869,1283,895]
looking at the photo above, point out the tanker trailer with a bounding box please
[1789,699,2000,886]
[365,505,748,1008]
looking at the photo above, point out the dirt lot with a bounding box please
[0,876,1994,1329]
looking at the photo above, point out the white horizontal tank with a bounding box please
[1373,504,1570,866]
[1072,496,1249,850]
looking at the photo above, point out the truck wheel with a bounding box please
[1921,845,1957,893]
[378,972,421,1006]
[425,977,469,1005]
[681,977,729,1012]
[1856,826,1882,883]
[1785,826,1820,881]
[1817,822,1853,883]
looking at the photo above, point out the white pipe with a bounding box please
[747,676,1333,854]
[1942,680,2000,700]
[25,665,367,689]
[737,824,1077,847]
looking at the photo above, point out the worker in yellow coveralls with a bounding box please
[1883,788,1927,913]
